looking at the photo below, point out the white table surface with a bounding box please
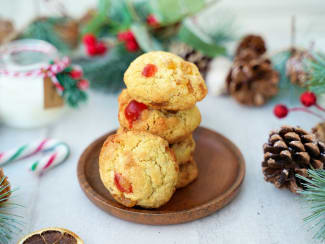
[1,0,325,243]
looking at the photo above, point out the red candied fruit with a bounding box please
[114,173,133,193]
[142,64,157,77]
[125,100,148,128]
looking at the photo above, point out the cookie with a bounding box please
[118,89,201,143]
[176,158,198,189]
[99,130,178,208]
[171,135,196,165]
[124,51,208,111]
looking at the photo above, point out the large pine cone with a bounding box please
[235,34,266,56]
[286,48,312,87]
[226,50,279,106]
[169,42,212,77]
[262,126,325,193]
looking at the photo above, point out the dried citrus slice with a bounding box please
[18,227,84,244]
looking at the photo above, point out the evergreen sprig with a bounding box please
[297,169,325,241]
[0,176,23,244]
[306,53,325,94]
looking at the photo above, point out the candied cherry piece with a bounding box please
[114,173,133,193]
[142,64,157,77]
[125,100,147,128]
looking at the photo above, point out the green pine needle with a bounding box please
[297,169,325,241]
[0,176,23,244]
[306,53,325,94]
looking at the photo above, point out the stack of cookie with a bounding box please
[119,51,207,189]
[99,51,207,209]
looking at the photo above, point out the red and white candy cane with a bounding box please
[30,143,70,176]
[0,139,60,165]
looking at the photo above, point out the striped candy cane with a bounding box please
[30,143,70,176]
[0,139,60,166]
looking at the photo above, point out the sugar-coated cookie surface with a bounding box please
[124,51,208,111]
[171,135,196,165]
[176,158,198,189]
[118,89,201,143]
[99,130,178,208]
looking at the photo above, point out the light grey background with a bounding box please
[1,0,325,243]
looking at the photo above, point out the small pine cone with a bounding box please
[0,18,14,44]
[169,42,212,77]
[226,51,279,106]
[235,34,266,57]
[54,19,79,49]
[262,125,325,193]
[286,48,312,87]
[0,168,10,203]
[312,122,325,143]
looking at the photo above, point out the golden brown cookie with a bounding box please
[99,130,178,208]
[171,135,196,165]
[118,89,201,143]
[124,51,208,111]
[176,158,198,189]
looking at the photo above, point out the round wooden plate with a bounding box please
[77,127,245,225]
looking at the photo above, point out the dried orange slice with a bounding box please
[18,227,84,244]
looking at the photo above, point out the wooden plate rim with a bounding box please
[77,127,246,222]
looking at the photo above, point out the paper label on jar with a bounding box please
[43,77,64,109]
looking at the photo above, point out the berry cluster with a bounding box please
[83,34,107,56]
[117,30,139,52]
[146,14,159,27]
[69,67,89,90]
[274,91,325,120]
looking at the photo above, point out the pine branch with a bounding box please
[297,169,325,241]
[306,53,325,94]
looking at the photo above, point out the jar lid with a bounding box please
[0,39,59,73]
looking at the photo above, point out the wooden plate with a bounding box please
[77,127,245,225]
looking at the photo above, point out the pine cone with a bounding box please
[286,48,312,87]
[169,42,212,77]
[54,19,79,49]
[312,122,325,143]
[226,50,279,106]
[235,34,266,56]
[0,168,10,203]
[262,126,325,193]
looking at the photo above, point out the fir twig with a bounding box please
[306,53,325,94]
[297,169,325,241]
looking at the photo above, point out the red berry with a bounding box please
[125,40,139,52]
[69,69,83,79]
[146,14,159,27]
[273,104,289,118]
[77,79,89,90]
[95,41,107,55]
[300,91,317,107]
[125,100,147,128]
[118,30,135,42]
[114,173,133,193]
[142,64,157,77]
[86,44,97,56]
[83,34,97,46]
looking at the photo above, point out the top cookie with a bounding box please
[99,130,178,208]
[124,51,208,110]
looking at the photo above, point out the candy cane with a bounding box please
[30,143,70,176]
[0,139,60,165]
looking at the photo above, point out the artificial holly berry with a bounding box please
[117,30,135,42]
[95,41,107,55]
[114,173,133,193]
[300,91,317,107]
[69,69,83,79]
[125,40,139,52]
[125,100,148,128]
[274,104,289,118]
[146,14,159,27]
[86,44,97,56]
[83,33,96,46]
[77,79,89,90]
[142,64,157,77]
